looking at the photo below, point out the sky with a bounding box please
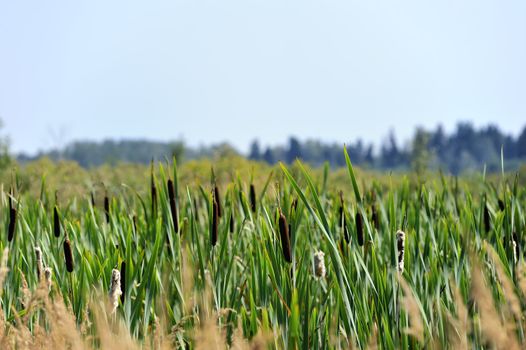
[0,0,525,155]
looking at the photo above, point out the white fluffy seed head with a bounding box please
[313,251,326,279]
[109,269,122,313]
[396,230,406,273]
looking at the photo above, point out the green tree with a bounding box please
[411,127,431,177]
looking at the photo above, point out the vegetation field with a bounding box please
[0,150,525,349]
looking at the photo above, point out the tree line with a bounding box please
[17,122,526,174]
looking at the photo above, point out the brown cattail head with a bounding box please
[53,206,61,237]
[483,204,490,232]
[313,250,326,278]
[109,269,122,314]
[229,211,234,233]
[211,197,219,247]
[167,179,179,233]
[90,191,96,207]
[214,185,222,217]
[498,198,505,211]
[356,211,364,246]
[150,161,157,217]
[278,210,292,263]
[371,204,379,230]
[249,183,257,213]
[104,192,110,223]
[396,230,405,273]
[63,238,74,273]
[8,206,17,242]
[120,261,126,303]
[35,246,43,281]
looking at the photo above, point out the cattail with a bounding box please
[214,185,222,218]
[229,211,234,233]
[53,206,61,237]
[8,207,17,242]
[396,230,405,273]
[498,199,505,211]
[483,204,490,232]
[512,232,519,265]
[63,238,74,272]
[109,269,122,314]
[371,204,379,230]
[120,261,126,303]
[313,250,326,278]
[249,183,256,213]
[211,198,219,247]
[44,267,52,291]
[132,215,138,233]
[90,191,96,207]
[278,211,292,263]
[339,192,349,243]
[291,198,298,212]
[104,192,110,223]
[150,161,157,217]
[35,246,43,281]
[167,179,179,233]
[356,211,364,247]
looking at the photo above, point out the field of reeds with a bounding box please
[0,149,525,349]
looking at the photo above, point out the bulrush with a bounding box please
[356,211,364,246]
[150,161,157,216]
[167,179,179,233]
[90,191,96,207]
[371,204,379,230]
[109,269,122,314]
[229,212,234,233]
[512,232,519,265]
[339,191,349,243]
[214,184,222,218]
[313,251,326,278]
[211,197,219,247]
[483,203,490,232]
[498,199,505,211]
[53,206,61,237]
[278,210,292,263]
[120,261,126,303]
[35,246,43,281]
[104,192,110,223]
[63,237,74,273]
[7,206,16,242]
[249,183,257,213]
[396,230,405,273]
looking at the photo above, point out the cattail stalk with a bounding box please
[53,206,61,237]
[63,238,74,273]
[109,269,122,314]
[167,179,179,233]
[356,211,364,246]
[120,261,126,303]
[214,185,222,218]
[279,211,292,263]
[249,184,256,213]
[396,230,405,273]
[211,198,219,247]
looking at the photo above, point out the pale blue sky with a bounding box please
[0,0,525,155]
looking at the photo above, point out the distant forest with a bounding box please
[17,122,526,174]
